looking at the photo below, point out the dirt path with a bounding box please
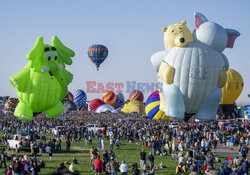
[212,145,250,159]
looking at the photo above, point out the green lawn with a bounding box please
[0,134,229,175]
[0,135,182,175]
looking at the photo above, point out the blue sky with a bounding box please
[0,0,249,102]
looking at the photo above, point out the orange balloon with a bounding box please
[102,91,116,106]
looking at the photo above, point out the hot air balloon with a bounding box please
[129,90,144,102]
[145,91,171,120]
[4,98,19,113]
[88,45,108,71]
[95,104,117,113]
[79,103,89,111]
[123,100,145,114]
[68,91,74,101]
[114,93,124,109]
[151,12,240,120]
[238,106,250,119]
[218,69,243,119]
[102,91,116,106]
[63,100,77,112]
[73,90,87,110]
[90,99,105,111]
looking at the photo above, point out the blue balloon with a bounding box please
[114,93,124,109]
[73,89,87,109]
[88,45,108,70]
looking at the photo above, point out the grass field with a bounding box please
[0,132,232,175]
[0,135,185,175]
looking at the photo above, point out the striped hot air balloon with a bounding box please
[4,98,19,112]
[102,91,116,106]
[68,91,74,101]
[90,99,105,111]
[73,89,87,110]
[88,45,108,71]
[145,91,171,120]
[79,103,89,111]
[114,93,124,109]
[129,90,144,102]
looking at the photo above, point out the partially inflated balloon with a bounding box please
[79,103,88,111]
[123,100,145,114]
[145,91,171,120]
[68,91,74,101]
[114,93,124,109]
[220,69,243,105]
[238,106,250,119]
[129,90,144,102]
[102,91,116,106]
[90,99,105,111]
[88,45,108,71]
[73,89,87,110]
[95,104,117,113]
[217,69,243,119]
[63,100,77,112]
[4,98,19,112]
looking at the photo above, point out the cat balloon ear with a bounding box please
[194,12,208,31]
[26,37,44,60]
[225,29,240,48]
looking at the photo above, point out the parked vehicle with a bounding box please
[169,123,179,129]
[7,135,31,153]
[86,124,105,132]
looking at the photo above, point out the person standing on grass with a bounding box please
[115,138,120,149]
[31,161,40,175]
[169,140,173,154]
[101,138,105,151]
[119,160,128,175]
[142,170,148,175]
[0,149,6,168]
[148,152,154,170]
[110,158,118,175]
[110,137,114,150]
[139,149,146,170]
[66,139,71,152]
[12,159,22,175]
[99,139,102,151]
[49,150,52,161]
[94,156,103,175]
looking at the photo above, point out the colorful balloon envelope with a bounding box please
[4,98,19,112]
[73,89,87,109]
[114,93,124,109]
[238,106,250,119]
[95,104,117,113]
[102,90,116,106]
[145,91,171,120]
[63,100,77,112]
[220,69,243,105]
[68,91,74,101]
[123,100,145,114]
[90,99,105,111]
[129,90,144,102]
[88,44,108,71]
[79,103,88,111]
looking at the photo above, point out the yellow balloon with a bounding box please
[220,68,243,104]
[123,100,145,114]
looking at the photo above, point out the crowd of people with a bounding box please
[0,110,249,174]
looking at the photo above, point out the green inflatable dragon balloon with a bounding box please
[10,36,75,121]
